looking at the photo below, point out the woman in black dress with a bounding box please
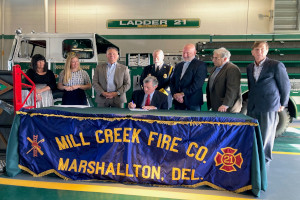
[57,54,91,105]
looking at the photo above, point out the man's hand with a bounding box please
[278,106,285,112]
[173,93,184,103]
[218,105,228,112]
[142,106,157,110]
[128,102,136,109]
[102,92,118,99]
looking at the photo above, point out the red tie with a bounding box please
[145,94,150,106]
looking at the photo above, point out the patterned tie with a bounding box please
[145,94,150,106]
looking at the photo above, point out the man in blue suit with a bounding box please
[247,41,290,164]
[170,44,207,111]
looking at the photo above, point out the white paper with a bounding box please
[129,108,149,111]
[53,105,90,108]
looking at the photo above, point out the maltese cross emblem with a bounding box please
[214,147,243,172]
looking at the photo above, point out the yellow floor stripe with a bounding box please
[272,151,300,155]
[0,177,254,200]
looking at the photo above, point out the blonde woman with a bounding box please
[58,54,91,105]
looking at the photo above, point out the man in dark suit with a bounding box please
[140,49,173,108]
[93,47,131,108]
[129,76,168,110]
[206,47,242,113]
[247,41,290,164]
[170,44,207,111]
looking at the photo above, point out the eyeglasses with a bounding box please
[211,57,221,60]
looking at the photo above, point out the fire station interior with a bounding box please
[1,0,300,200]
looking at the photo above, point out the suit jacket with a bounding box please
[170,58,207,108]
[247,57,290,112]
[206,62,242,113]
[140,64,173,94]
[131,90,168,109]
[92,62,131,104]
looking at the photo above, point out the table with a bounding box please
[6,107,267,197]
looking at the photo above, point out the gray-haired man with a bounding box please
[206,47,242,113]
[129,76,168,110]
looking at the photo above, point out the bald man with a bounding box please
[170,44,207,111]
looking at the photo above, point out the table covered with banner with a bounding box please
[6,107,267,197]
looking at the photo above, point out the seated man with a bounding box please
[128,76,168,110]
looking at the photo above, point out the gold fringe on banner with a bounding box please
[18,164,252,194]
[16,111,258,127]
[18,164,70,180]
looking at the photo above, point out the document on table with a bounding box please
[129,108,149,111]
[53,105,90,108]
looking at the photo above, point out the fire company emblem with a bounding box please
[26,135,45,157]
[214,147,243,172]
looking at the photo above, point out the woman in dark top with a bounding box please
[25,54,56,107]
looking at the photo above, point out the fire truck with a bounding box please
[7,29,119,106]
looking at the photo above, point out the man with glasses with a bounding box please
[170,44,207,111]
[206,47,242,113]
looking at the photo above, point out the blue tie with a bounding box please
[180,62,190,79]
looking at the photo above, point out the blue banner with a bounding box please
[17,109,257,193]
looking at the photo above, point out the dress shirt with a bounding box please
[209,62,227,93]
[106,62,117,92]
[253,58,266,82]
[180,61,191,79]
[142,91,155,106]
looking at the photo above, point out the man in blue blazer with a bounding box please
[128,76,168,110]
[170,44,207,111]
[247,41,290,164]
